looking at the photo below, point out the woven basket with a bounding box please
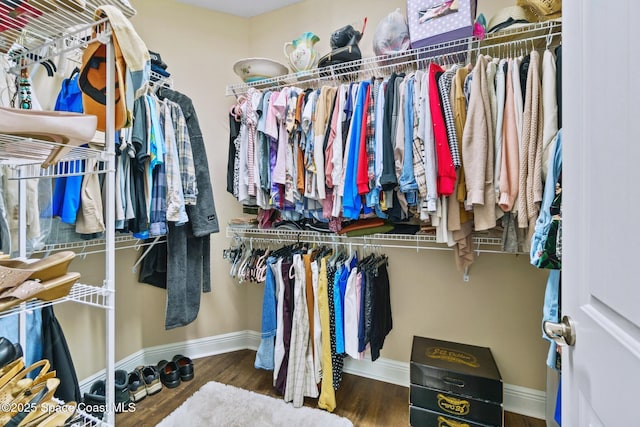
[517,0,562,19]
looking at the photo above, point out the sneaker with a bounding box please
[136,365,162,395]
[127,370,147,402]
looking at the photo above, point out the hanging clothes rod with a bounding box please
[225,227,518,255]
[225,20,561,96]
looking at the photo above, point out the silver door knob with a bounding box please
[543,315,576,346]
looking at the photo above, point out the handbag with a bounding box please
[318,18,367,72]
[517,0,562,20]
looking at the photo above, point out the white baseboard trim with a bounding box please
[82,331,545,420]
[503,383,547,420]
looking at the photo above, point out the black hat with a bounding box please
[148,50,168,70]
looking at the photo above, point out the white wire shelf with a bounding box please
[0,134,111,179]
[226,20,562,96]
[1,0,135,59]
[226,226,512,254]
[50,397,108,427]
[70,411,109,427]
[0,282,113,320]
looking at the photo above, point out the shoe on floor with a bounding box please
[115,369,131,407]
[172,354,194,382]
[136,365,162,395]
[158,360,180,389]
[82,379,105,420]
[82,370,130,419]
[127,370,147,402]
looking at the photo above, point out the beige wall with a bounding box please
[57,0,551,393]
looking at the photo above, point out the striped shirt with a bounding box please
[438,65,461,169]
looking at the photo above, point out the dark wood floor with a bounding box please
[115,349,545,427]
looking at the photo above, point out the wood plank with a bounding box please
[114,350,546,427]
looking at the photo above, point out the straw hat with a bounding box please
[517,0,562,20]
[487,5,540,33]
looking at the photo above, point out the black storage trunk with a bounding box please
[410,336,503,402]
[410,384,503,426]
[409,336,503,426]
[410,405,493,427]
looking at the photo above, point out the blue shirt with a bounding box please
[343,81,370,219]
[333,263,348,355]
[51,73,84,224]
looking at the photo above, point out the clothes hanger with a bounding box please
[545,25,554,51]
[230,95,246,122]
[254,249,269,283]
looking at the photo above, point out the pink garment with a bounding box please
[325,89,342,188]
[499,61,520,212]
[265,92,280,140]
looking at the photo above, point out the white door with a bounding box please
[562,1,640,426]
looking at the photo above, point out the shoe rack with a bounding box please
[0,1,136,425]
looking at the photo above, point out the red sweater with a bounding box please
[428,63,456,196]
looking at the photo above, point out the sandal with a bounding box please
[0,251,76,282]
[0,359,50,405]
[0,377,59,427]
[0,272,80,313]
[0,266,33,292]
[13,379,65,427]
[29,401,77,427]
[0,358,25,390]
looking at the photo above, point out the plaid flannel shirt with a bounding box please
[168,100,198,205]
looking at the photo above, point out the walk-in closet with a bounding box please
[0,0,637,426]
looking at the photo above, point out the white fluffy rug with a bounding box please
[156,381,354,427]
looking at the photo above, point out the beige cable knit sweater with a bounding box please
[518,50,544,240]
[462,55,496,231]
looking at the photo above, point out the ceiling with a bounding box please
[174,0,305,17]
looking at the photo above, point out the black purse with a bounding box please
[318,18,367,73]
